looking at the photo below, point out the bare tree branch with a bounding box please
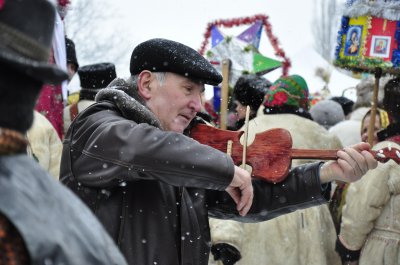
[64,0,130,69]
[312,0,340,63]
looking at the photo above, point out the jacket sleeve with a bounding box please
[206,162,327,222]
[67,113,234,190]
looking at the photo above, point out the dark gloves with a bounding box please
[335,237,360,263]
[211,243,241,265]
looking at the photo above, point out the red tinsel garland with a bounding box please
[58,0,70,7]
[198,14,291,76]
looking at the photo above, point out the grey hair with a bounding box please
[127,72,167,88]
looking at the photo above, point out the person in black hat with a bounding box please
[63,62,116,134]
[230,74,270,130]
[65,37,79,82]
[0,0,127,264]
[60,38,377,265]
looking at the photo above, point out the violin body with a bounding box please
[190,124,292,183]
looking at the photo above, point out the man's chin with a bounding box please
[169,123,186,134]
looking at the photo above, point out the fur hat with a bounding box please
[130,38,222,86]
[310,99,345,129]
[263,75,310,111]
[78,63,117,101]
[0,0,67,83]
[66,37,79,69]
[233,74,271,112]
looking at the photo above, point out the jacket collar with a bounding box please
[95,78,162,129]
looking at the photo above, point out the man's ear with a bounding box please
[137,70,153,100]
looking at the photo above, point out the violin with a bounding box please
[190,123,400,183]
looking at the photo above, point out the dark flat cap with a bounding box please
[130,38,222,86]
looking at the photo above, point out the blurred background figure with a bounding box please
[329,107,390,233]
[209,74,342,265]
[35,2,69,139]
[330,96,354,119]
[310,99,345,130]
[63,62,116,135]
[0,0,127,264]
[27,111,63,179]
[336,77,400,265]
[229,74,270,130]
[65,37,79,82]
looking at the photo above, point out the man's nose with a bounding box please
[189,94,202,112]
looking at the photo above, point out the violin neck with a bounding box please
[291,149,338,160]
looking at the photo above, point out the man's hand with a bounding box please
[320,142,377,183]
[225,166,253,216]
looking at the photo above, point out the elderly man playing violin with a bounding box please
[60,38,377,265]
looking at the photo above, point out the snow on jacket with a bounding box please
[340,140,400,265]
[63,99,95,135]
[60,79,327,265]
[27,110,62,179]
[209,113,342,265]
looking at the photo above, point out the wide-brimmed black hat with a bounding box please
[78,62,117,101]
[0,0,68,84]
[130,38,222,86]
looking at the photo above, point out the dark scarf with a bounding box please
[378,122,400,144]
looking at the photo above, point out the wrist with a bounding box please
[319,161,335,183]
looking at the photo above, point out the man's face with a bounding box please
[146,72,204,133]
[234,100,247,120]
[67,63,77,82]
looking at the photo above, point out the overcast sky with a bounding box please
[114,0,318,75]
[67,0,359,99]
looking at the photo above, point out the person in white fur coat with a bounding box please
[27,111,62,179]
[209,75,342,265]
[336,77,400,265]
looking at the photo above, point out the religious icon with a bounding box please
[370,35,391,58]
[344,26,362,56]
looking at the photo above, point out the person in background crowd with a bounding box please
[65,37,79,82]
[329,107,390,233]
[336,77,400,265]
[210,75,342,265]
[34,3,67,139]
[63,62,116,135]
[59,38,377,265]
[27,111,63,179]
[65,37,82,105]
[0,1,127,264]
[209,74,269,264]
[330,96,354,118]
[310,99,345,130]
[229,74,270,130]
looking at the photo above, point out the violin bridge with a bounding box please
[227,140,233,156]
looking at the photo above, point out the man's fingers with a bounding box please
[361,150,378,170]
[225,187,240,205]
[238,186,254,216]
